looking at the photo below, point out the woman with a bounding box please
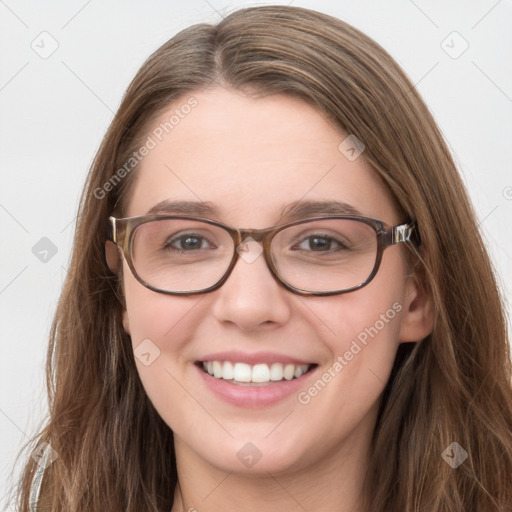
[13,5,512,511]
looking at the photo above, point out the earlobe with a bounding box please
[398,275,433,343]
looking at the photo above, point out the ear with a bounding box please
[105,240,119,274]
[399,273,433,343]
[105,240,131,334]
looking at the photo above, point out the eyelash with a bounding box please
[292,233,350,252]
[165,233,213,252]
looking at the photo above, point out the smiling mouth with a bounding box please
[196,360,317,385]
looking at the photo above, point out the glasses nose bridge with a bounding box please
[228,227,277,281]
[234,226,276,257]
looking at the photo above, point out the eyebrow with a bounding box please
[145,199,363,223]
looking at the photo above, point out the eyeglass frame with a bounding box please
[105,214,420,297]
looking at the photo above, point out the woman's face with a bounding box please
[121,87,430,475]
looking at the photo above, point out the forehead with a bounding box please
[123,88,399,225]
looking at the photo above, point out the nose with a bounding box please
[210,238,292,331]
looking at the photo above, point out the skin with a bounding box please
[120,87,433,512]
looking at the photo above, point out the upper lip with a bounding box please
[196,351,315,366]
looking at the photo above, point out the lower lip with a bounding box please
[195,364,318,408]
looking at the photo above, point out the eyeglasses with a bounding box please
[105,214,419,296]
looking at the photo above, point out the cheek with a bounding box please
[315,293,403,390]
[332,295,403,385]
[338,251,406,366]
[122,263,204,395]
[122,266,204,421]
[123,262,195,343]
[298,250,407,414]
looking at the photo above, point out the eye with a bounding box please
[165,233,212,252]
[294,233,349,252]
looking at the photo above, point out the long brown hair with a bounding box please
[11,6,512,511]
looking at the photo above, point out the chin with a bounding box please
[192,434,311,476]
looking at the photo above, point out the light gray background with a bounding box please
[1,1,511,509]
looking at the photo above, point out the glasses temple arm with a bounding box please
[108,216,118,244]
[391,221,421,246]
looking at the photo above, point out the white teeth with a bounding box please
[283,364,295,380]
[270,362,283,381]
[233,362,252,382]
[294,365,305,378]
[252,363,270,383]
[221,361,234,380]
[212,361,223,378]
[201,361,310,383]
